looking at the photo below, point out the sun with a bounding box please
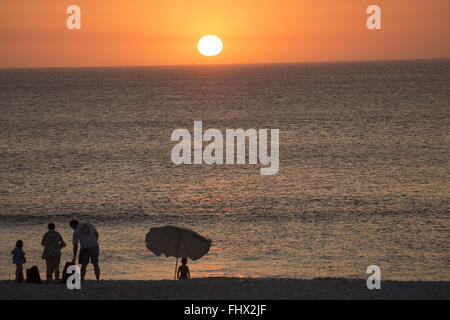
[197,35,223,57]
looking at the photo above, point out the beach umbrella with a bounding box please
[145,225,212,280]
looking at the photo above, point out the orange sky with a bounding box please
[1,0,449,68]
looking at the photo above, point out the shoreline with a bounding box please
[1,277,449,300]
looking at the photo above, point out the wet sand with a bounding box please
[0,277,449,300]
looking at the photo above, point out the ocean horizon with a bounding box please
[2,57,448,70]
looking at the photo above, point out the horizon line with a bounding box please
[1,57,449,70]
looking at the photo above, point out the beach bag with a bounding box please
[26,266,42,284]
[62,261,75,284]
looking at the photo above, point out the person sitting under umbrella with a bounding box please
[145,225,211,280]
[177,258,190,280]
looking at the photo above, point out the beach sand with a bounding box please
[1,278,449,300]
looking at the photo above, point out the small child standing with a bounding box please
[11,240,26,282]
[177,257,191,280]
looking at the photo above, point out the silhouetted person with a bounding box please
[177,258,190,280]
[70,220,100,282]
[41,223,66,283]
[11,240,26,282]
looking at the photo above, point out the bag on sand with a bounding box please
[26,266,42,284]
[62,261,75,284]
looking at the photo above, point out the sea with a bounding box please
[0,59,449,280]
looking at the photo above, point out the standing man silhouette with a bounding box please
[70,220,100,282]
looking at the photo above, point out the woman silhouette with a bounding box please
[41,223,66,283]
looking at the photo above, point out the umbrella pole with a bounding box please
[174,257,179,281]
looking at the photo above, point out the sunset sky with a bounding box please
[1,0,449,68]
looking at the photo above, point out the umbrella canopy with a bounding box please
[145,225,212,261]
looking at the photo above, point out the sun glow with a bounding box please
[197,35,223,57]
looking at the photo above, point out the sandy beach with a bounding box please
[1,278,448,300]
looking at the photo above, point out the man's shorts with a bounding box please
[79,246,99,264]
